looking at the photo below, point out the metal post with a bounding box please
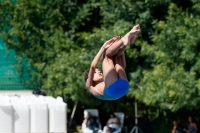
[130,99,143,133]
[135,100,138,133]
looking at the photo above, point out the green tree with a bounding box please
[1,0,200,112]
[128,2,200,111]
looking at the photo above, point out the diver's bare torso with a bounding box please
[89,82,105,96]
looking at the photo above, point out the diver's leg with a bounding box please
[113,53,128,82]
[105,25,140,57]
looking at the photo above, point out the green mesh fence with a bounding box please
[0,38,38,90]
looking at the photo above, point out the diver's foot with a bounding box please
[122,33,131,46]
[130,24,140,44]
[122,24,140,46]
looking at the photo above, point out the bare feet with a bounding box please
[121,32,131,46]
[130,24,140,44]
[122,24,140,46]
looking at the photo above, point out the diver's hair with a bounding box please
[84,68,90,82]
[84,67,99,82]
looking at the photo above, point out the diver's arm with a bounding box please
[86,47,105,88]
[86,37,116,88]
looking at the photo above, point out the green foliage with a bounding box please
[128,2,200,111]
[1,0,200,113]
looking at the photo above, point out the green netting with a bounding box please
[0,38,38,90]
[0,38,5,49]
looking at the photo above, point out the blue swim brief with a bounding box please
[92,78,130,100]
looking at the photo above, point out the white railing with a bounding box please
[0,94,67,133]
